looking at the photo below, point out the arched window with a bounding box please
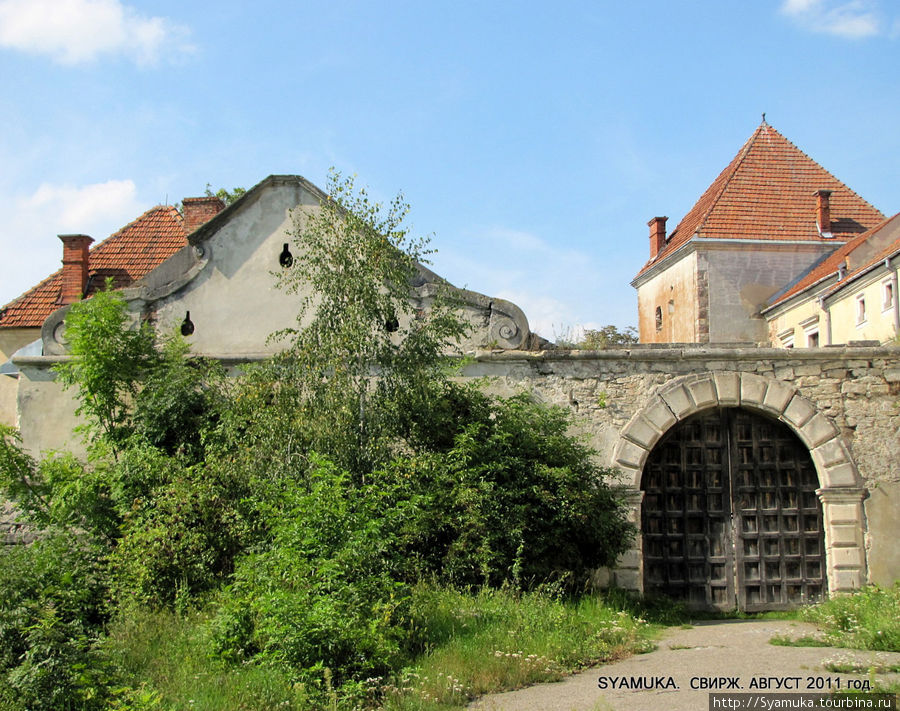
[655,306,663,332]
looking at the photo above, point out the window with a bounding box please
[856,295,866,325]
[883,280,894,312]
[777,328,795,349]
[655,306,663,332]
[800,315,819,348]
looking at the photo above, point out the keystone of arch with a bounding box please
[613,371,861,490]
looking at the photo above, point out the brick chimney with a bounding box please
[648,216,668,259]
[182,196,226,234]
[58,234,93,304]
[815,189,832,237]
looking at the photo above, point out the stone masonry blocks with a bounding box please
[828,546,863,569]
[822,462,860,488]
[622,415,661,450]
[617,548,641,569]
[800,413,840,449]
[740,373,768,408]
[823,503,861,526]
[713,371,740,405]
[616,466,643,491]
[761,379,796,415]
[783,395,816,429]
[831,569,863,592]
[641,397,677,433]
[614,439,649,471]
[659,384,694,419]
[686,376,717,410]
[811,439,850,471]
[827,524,864,547]
[612,568,641,592]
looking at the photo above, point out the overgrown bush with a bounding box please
[212,457,415,686]
[0,173,638,707]
[0,532,112,710]
[381,385,632,588]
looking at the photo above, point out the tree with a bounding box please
[261,170,469,478]
[53,281,158,453]
[205,184,246,205]
[580,324,638,349]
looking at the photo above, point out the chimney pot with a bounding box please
[183,196,226,234]
[815,189,832,237]
[58,234,93,304]
[648,216,668,259]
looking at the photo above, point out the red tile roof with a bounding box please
[635,122,885,278]
[767,212,900,310]
[0,205,186,329]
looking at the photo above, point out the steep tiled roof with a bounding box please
[0,206,186,329]
[766,212,900,308]
[635,122,885,278]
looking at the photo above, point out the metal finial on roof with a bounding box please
[761,112,767,124]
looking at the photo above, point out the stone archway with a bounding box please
[610,372,867,600]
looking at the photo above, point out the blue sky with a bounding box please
[1,0,898,339]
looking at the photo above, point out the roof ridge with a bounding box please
[0,267,62,314]
[92,204,184,252]
[1,204,187,327]
[694,122,766,238]
[767,126,884,217]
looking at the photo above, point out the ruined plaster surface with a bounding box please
[635,251,699,343]
[37,176,535,362]
[704,243,839,344]
[0,328,40,427]
[864,482,900,586]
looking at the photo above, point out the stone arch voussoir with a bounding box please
[612,371,862,491]
[611,370,868,597]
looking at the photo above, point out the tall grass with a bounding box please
[103,587,655,711]
[104,607,306,710]
[799,584,900,652]
[378,585,655,710]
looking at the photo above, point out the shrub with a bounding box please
[212,457,414,691]
[0,532,112,710]
[386,387,633,588]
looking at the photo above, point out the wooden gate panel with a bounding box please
[642,408,826,612]
[642,411,734,610]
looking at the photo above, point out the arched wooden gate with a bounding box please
[641,407,826,611]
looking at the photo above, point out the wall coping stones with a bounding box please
[15,345,900,370]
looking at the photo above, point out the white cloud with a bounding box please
[23,179,142,231]
[780,0,883,39]
[0,0,193,66]
[0,179,145,307]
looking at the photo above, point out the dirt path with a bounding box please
[468,620,900,711]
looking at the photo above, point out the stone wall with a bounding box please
[12,344,900,588]
[459,344,900,590]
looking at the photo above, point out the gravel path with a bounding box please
[468,619,900,711]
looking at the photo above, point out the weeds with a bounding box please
[799,584,900,652]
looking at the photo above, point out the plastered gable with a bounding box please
[133,178,319,355]
[38,175,537,361]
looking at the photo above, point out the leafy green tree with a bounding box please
[580,324,638,349]
[53,281,159,453]
[262,170,469,479]
[205,184,246,205]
